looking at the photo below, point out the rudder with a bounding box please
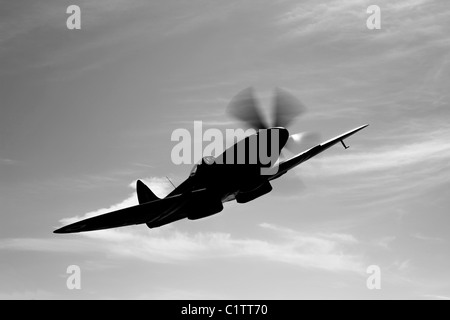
[136,180,159,204]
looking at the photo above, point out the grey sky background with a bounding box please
[1,0,449,299]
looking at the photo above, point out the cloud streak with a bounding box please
[2,223,365,274]
[37,176,362,273]
[0,158,16,165]
[0,290,56,300]
[294,125,450,207]
[308,135,450,177]
[60,177,173,224]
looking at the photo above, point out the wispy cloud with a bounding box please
[295,126,450,207]
[40,177,357,273]
[309,136,450,177]
[0,290,56,300]
[276,0,442,44]
[0,158,16,165]
[48,174,365,274]
[372,236,396,250]
[0,238,98,253]
[423,294,450,300]
[44,177,365,273]
[160,1,238,37]
[2,223,365,273]
[60,177,173,224]
[0,0,238,78]
[393,259,411,272]
[276,0,368,39]
[413,233,444,243]
[271,0,450,125]
[136,288,226,300]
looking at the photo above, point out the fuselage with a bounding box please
[167,127,289,203]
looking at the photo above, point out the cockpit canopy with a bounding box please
[190,156,216,176]
[190,164,198,176]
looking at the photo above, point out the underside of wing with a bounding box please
[146,188,215,228]
[146,212,186,229]
[270,124,368,180]
[54,194,185,234]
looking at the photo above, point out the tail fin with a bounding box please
[136,180,159,204]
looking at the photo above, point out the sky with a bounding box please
[0,0,449,299]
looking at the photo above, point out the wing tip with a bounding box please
[356,123,369,131]
[53,227,71,234]
[53,222,87,234]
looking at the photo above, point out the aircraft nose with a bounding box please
[269,127,289,150]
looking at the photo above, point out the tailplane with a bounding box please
[136,180,159,204]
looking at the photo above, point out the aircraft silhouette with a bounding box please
[54,88,368,234]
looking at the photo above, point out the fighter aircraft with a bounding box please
[54,88,368,234]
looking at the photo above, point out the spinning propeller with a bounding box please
[227,87,320,156]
